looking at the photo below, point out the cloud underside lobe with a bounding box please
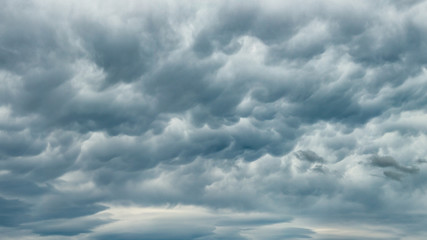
[1,0,427,239]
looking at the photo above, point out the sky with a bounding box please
[1,0,427,239]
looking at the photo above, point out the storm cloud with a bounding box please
[1,0,427,239]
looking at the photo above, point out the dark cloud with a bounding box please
[417,159,427,164]
[0,174,48,197]
[217,215,291,227]
[295,150,325,163]
[383,170,404,181]
[0,197,31,227]
[370,155,419,174]
[1,0,427,239]
[268,227,315,239]
[26,217,110,236]
[31,195,107,220]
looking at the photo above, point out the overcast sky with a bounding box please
[1,0,427,239]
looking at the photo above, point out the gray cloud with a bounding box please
[371,155,419,175]
[0,197,31,227]
[383,170,404,181]
[24,217,109,237]
[295,150,325,163]
[1,0,427,239]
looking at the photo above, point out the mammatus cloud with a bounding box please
[1,0,427,239]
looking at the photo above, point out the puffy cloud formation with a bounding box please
[1,0,427,239]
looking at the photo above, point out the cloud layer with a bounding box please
[1,0,427,239]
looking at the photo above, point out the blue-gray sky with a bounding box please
[1,0,427,239]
